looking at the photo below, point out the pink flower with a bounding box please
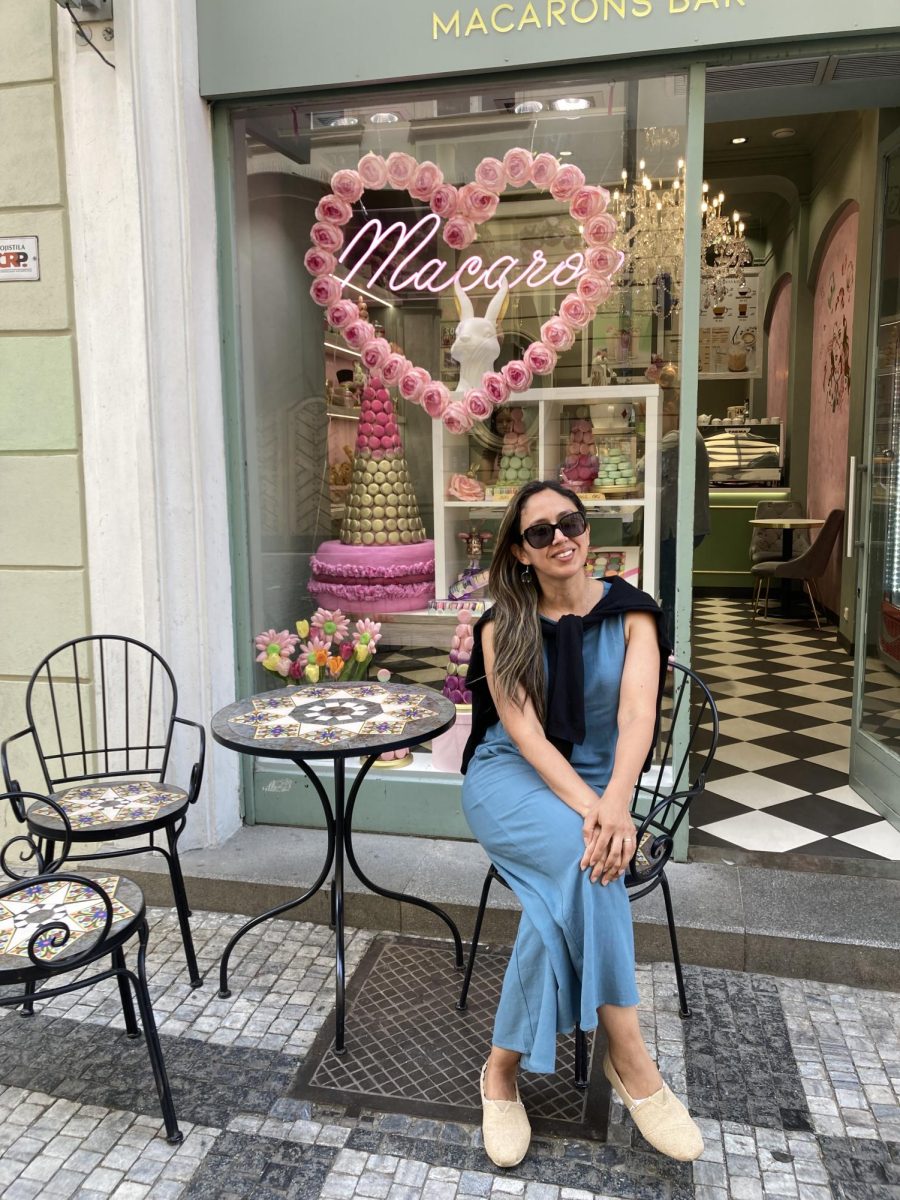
[430,184,459,218]
[549,163,586,201]
[353,617,382,654]
[309,275,343,308]
[559,293,595,329]
[360,338,391,372]
[540,316,576,352]
[443,215,477,249]
[577,274,612,306]
[385,152,417,190]
[585,245,625,276]
[303,248,336,278]
[409,160,444,201]
[569,186,609,222]
[326,299,360,329]
[447,473,485,501]
[523,342,558,375]
[463,388,494,422]
[584,213,618,246]
[443,401,475,435]
[503,147,534,188]
[254,628,299,676]
[311,222,344,253]
[381,353,409,385]
[457,183,499,224]
[315,194,353,225]
[357,152,388,189]
[399,366,431,403]
[501,360,534,393]
[475,157,507,192]
[481,371,510,406]
[421,381,451,419]
[311,607,350,643]
[288,657,305,679]
[343,319,374,350]
[530,153,560,190]
[331,169,365,203]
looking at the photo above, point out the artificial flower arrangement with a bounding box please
[254,608,382,684]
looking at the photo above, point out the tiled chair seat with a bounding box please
[26,781,188,839]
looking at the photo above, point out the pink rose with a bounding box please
[584,213,618,246]
[503,147,534,188]
[481,371,510,406]
[447,473,485,501]
[343,319,374,350]
[523,342,558,375]
[409,161,444,201]
[385,152,417,190]
[475,157,507,192]
[540,316,576,352]
[585,246,625,276]
[309,275,343,307]
[443,401,475,435]
[326,299,360,329]
[430,184,459,218]
[303,248,336,278]
[463,388,495,422]
[443,215,477,250]
[577,274,612,306]
[569,186,608,222]
[530,153,560,190]
[457,183,499,224]
[315,194,353,225]
[311,222,344,253]
[501,360,534,393]
[399,366,431,403]
[421,381,451,419]
[381,353,409,385]
[357,152,388,189]
[559,293,595,329]
[549,163,586,201]
[360,338,391,372]
[331,169,364,204]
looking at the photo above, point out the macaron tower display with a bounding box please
[491,408,534,496]
[559,415,599,494]
[309,375,436,614]
[441,609,474,707]
[594,437,638,492]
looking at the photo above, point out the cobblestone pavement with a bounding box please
[0,906,898,1199]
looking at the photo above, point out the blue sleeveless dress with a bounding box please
[461,596,639,1074]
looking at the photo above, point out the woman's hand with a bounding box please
[580,788,636,885]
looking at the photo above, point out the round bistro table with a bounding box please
[749,516,825,616]
[212,680,460,1052]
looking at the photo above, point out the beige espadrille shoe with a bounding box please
[603,1053,704,1162]
[479,1061,531,1168]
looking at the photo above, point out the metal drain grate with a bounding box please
[290,935,610,1139]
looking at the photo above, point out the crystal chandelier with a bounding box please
[610,158,685,315]
[700,184,752,309]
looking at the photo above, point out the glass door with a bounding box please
[850,136,900,828]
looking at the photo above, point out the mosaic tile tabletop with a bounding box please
[212,683,455,758]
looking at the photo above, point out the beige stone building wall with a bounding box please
[0,1,90,840]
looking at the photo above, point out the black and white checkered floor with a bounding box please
[379,597,900,864]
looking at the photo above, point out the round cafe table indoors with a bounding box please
[211,680,460,1053]
[748,516,825,616]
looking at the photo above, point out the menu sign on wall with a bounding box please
[698,269,760,378]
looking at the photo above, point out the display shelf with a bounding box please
[326,408,360,421]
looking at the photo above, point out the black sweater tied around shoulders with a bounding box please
[460,575,671,775]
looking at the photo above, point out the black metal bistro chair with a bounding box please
[0,792,182,1143]
[1,636,206,988]
[457,661,719,1087]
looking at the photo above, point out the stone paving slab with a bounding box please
[0,904,898,1198]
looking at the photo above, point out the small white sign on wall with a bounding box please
[0,236,40,281]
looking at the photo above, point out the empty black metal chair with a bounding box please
[457,661,719,1085]
[1,636,205,988]
[0,792,182,1143]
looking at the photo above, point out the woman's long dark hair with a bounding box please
[488,480,587,723]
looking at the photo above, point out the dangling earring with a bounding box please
[521,565,532,584]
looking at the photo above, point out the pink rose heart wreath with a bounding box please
[305,148,624,434]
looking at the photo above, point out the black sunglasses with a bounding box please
[521,510,587,549]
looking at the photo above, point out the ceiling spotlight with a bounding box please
[771,127,796,140]
[330,116,360,127]
[559,150,573,157]
[550,97,591,112]
[369,111,400,125]
[514,100,544,115]
[731,136,748,145]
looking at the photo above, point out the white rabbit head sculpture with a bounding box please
[451,279,509,393]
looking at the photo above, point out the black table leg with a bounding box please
[217,760,336,998]
[780,528,795,616]
[333,755,346,1054]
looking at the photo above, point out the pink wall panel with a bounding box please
[766,277,792,425]
[808,206,858,614]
